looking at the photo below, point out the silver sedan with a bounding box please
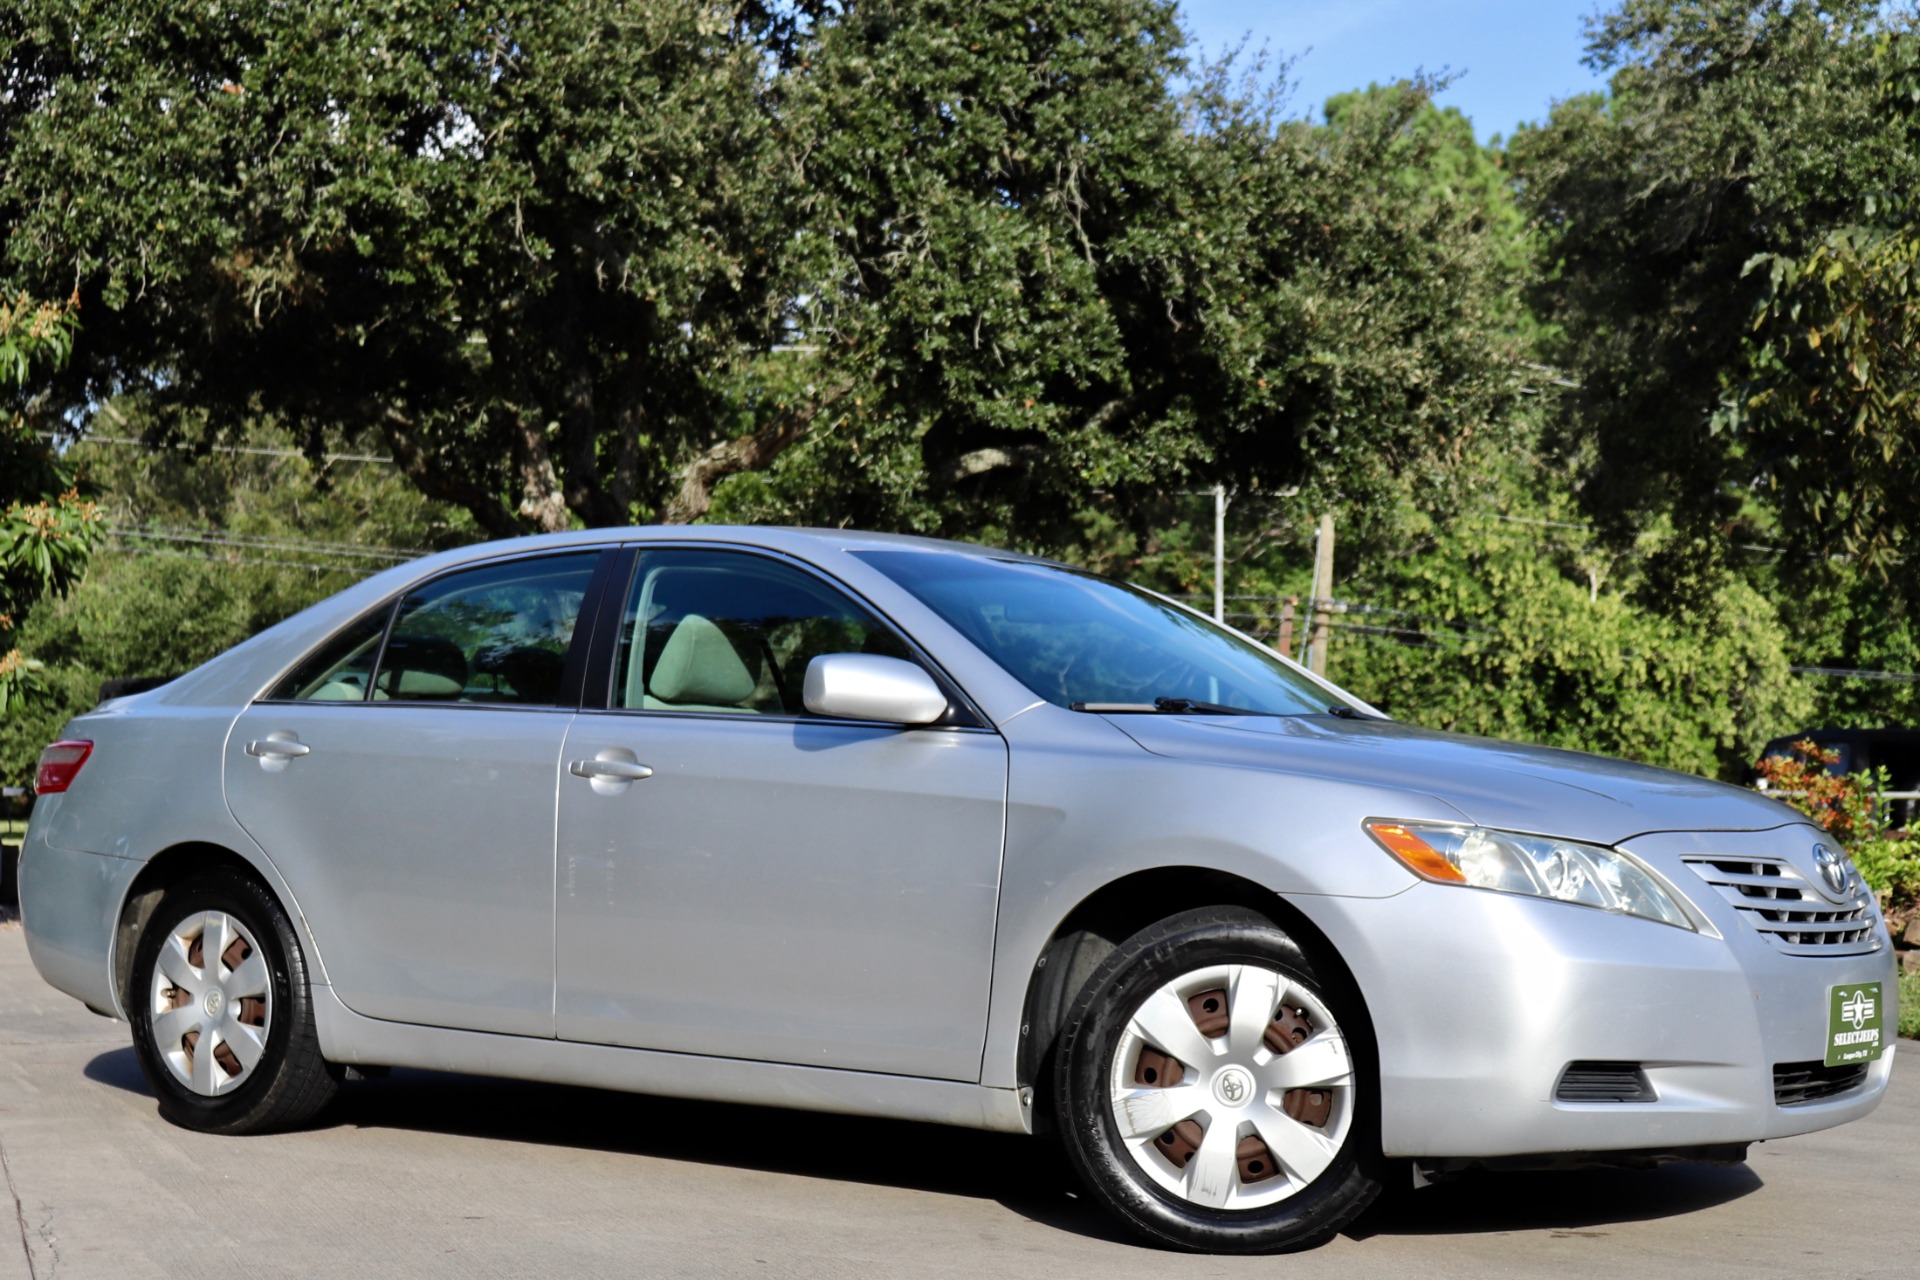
[18,527,1896,1252]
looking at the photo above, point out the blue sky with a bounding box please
[1178,1,1613,142]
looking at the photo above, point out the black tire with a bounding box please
[1052,906,1381,1252]
[127,867,339,1134]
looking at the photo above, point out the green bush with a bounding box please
[1901,970,1920,1041]
[1854,837,1920,913]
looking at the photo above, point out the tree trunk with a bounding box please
[380,408,521,540]
[515,417,572,534]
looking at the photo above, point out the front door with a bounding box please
[225,550,603,1037]
[554,547,1007,1080]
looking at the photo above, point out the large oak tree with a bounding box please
[1512,0,1920,586]
[2,1,1518,546]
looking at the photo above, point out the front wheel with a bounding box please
[1052,907,1380,1252]
[127,868,338,1134]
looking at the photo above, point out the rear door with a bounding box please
[225,549,608,1037]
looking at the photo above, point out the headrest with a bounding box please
[381,633,468,700]
[649,614,757,706]
[475,644,565,704]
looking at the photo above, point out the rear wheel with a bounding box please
[1053,906,1380,1252]
[128,868,338,1134]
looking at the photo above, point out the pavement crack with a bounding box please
[31,1206,54,1278]
[0,1129,36,1280]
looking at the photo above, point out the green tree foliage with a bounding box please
[719,59,1522,555]
[0,1,1519,556]
[1,0,788,537]
[0,293,99,715]
[0,417,470,783]
[1745,221,1920,568]
[1027,90,1537,597]
[1333,472,1811,780]
[1510,0,1920,590]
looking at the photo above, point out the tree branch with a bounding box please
[379,408,521,539]
[662,390,844,524]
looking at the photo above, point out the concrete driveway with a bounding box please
[1,919,1911,1278]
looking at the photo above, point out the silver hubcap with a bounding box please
[147,910,273,1097]
[1109,963,1354,1211]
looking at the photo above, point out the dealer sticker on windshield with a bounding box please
[1826,983,1885,1067]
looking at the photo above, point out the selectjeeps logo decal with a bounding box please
[1827,982,1885,1068]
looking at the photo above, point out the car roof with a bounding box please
[373,525,1054,571]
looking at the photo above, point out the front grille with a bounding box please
[1556,1061,1656,1103]
[1773,1059,1869,1106]
[1680,856,1878,955]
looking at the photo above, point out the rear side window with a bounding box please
[375,553,599,705]
[266,608,390,702]
[265,553,600,706]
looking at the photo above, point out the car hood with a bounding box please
[1103,713,1801,846]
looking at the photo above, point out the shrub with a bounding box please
[1751,739,1885,845]
[1753,739,1920,936]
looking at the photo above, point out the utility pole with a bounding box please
[1213,485,1227,623]
[1307,513,1334,677]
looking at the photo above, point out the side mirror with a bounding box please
[803,654,949,725]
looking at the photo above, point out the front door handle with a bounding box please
[569,757,653,781]
[246,736,311,759]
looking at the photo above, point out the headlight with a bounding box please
[1364,819,1695,930]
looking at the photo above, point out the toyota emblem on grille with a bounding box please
[1812,843,1850,896]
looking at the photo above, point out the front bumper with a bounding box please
[1294,829,1896,1160]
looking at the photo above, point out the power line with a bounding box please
[108,544,381,577]
[107,523,423,563]
[1789,666,1920,684]
[42,431,394,465]
[1203,591,1920,683]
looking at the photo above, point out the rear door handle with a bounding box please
[246,736,311,759]
[569,758,653,781]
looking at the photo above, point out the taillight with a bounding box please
[34,740,93,794]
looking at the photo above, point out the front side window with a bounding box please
[857,550,1343,715]
[612,549,911,715]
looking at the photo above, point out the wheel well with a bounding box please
[1015,868,1374,1131]
[112,842,273,1015]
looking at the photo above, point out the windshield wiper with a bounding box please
[1156,697,1262,715]
[1326,705,1382,720]
[1070,697,1263,715]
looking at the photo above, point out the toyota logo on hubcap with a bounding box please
[1212,1065,1254,1108]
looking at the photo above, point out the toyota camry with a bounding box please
[18,527,1896,1252]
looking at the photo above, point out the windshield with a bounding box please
[857,551,1351,716]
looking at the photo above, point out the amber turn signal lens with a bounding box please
[1365,820,1468,883]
